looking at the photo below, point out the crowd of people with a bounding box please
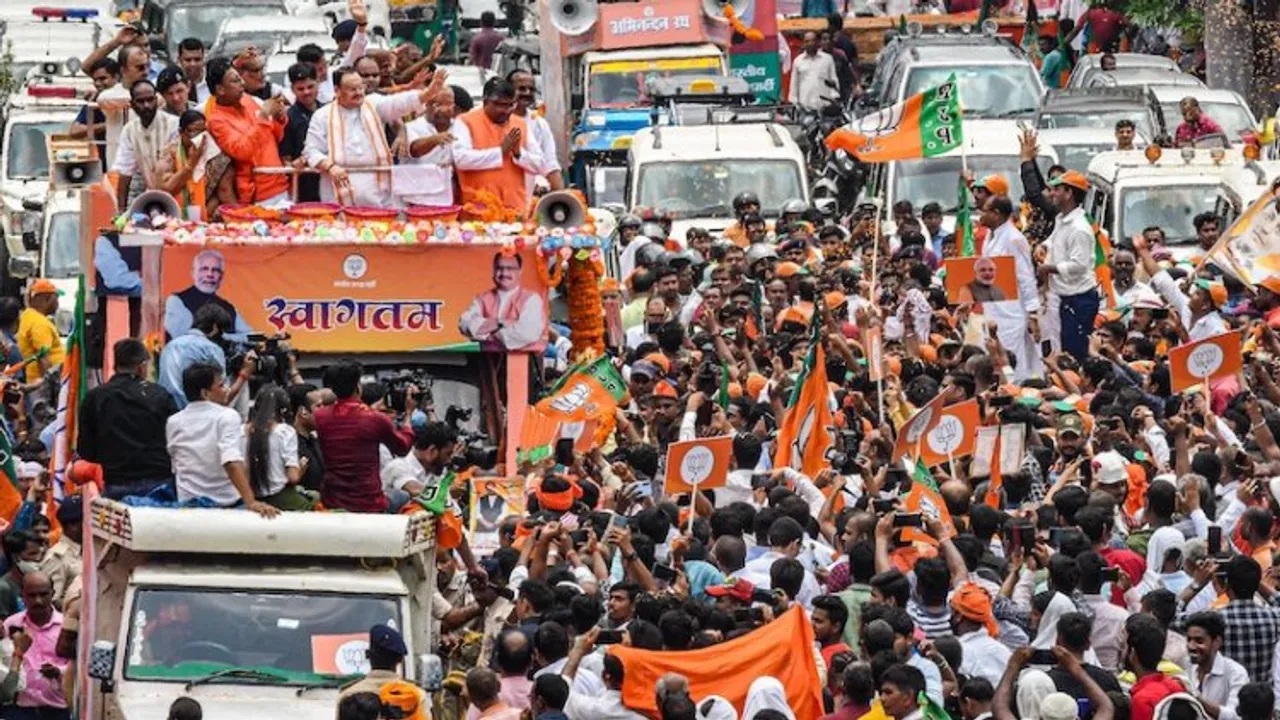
[1,0,1275,719]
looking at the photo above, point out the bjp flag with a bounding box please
[824,75,963,163]
[664,435,732,496]
[902,458,955,543]
[0,430,21,526]
[892,392,948,463]
[613,606,823,719]
[1169,330,1244,393]
[775,322,834,479]
[919,399,980,467]
[517,408,561,465]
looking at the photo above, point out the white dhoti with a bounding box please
[303,90,426,207]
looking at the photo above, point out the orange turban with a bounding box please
[745,372,767,399]
[950,582,999,638]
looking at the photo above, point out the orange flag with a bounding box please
[919,399,980,467]
[892,392,948,463]
[664,435,733,496]
[613,606,824,718]
[775,324,834,479]
[1169,330,1244,393]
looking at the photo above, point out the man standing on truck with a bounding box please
[454,80,547,213]
[789,32,838,113]
[2,572,70,720]
[315,359,417,513]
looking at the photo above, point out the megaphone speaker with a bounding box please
[550,0,598,36]
[534,191,587,229]
[127,190,181,220]
[52,159,102,189]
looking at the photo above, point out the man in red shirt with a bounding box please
[1174,97,1226,147]
[1126,614,1185,720]
[314,359,418,513]
[1076,505,1145,606]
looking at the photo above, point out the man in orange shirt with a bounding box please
[453,79,545,213]
[204,57,290,206]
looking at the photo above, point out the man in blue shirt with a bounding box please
[157,303,253,409]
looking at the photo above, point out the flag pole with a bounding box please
[687,478,698,534]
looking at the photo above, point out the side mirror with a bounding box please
[602,202,625,217]
[8,254,36,279]
[88,641,116,682]
[570,93,584,112]
[416,653,443,692]
[21,198,43,213]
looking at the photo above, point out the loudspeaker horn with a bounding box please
[533,191,588,229]
[550,0,597,36]
[127,190,181,220]
[51,159,102,189]
[702,0,751,19]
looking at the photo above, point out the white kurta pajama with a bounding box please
[982,219,1043,381]
[400,117,462,207]
[303,90,426,207]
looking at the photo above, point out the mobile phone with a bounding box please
[1040,340,1052,357]
[597,630,625,645]
[892,513,923,528]
[1152,308,1169,320]
[1101,567,1120,583]
[1208,526,1223,556]
[750,472,774,491]
[873,498,896,514]
[750,588,778,605]
[1012,523,1036,551]
[652,563,678,582]
[569,529,589,545]
[733,607,765,624]
[606,514,629,536]
[1029,649,1057,665]
[988,395,1013,408]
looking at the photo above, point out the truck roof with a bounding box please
[1087,148,1245,185]
[583,43,723,63]
[90,498,436,558]
[1218,160,1280,207]
[630,122,800,163]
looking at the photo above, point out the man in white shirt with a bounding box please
[1186,611,1249,720]
[624,297,668,352]
[788,32,838,113]
[979,194,1043,381]
[740,516,822,609]
[511,69,562,193]
[561,629,646,720]
[1037,170,1099,362]
[165,362,277,517]
[951,583,1011,685]
[401,87,461,207]
[111,79,178,213]
[1133,236,1229,342]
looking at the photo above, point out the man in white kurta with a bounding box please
[303,67,448,207]
[399,88,460,207]
[979,194,1043,382]
[510,70,561,195]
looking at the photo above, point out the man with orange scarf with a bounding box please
[304,67,449,207]
[204,56,291,206]
[454,79,546,214]
[951,582,1010,685]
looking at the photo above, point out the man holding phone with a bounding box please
[2,572,70,719]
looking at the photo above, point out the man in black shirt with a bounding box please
[289,383,326,491]
[78,338,177,498]
[1046,612,1122,719]
[280,62,323,202]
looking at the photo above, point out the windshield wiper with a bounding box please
[992,107,1040,119]
[185,667,291,691]
[295,674,357,696]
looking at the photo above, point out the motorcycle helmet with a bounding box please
[781,198,808,216]
[745,243,780,266]
[732,191,761,214]
[618,213,642,231]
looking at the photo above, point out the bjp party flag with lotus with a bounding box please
[1169,330,1244,393]
[824,74,964,163]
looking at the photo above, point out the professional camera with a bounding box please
[386,370,434,414]
[443,404,499,471]
[226,333,293,388]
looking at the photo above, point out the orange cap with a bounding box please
[1194,279,1229,309]
[644,353,671,374]
[1259,275,1280,295]
[775,306,810,330]
[600,277,621,293]
[777,261,804,278]
[824,291,848,310]
[918,345,938,362]
[1049,170,1089,191]
[727,381,743,399]
[28,279,58,297]
[974,174,1010,197]
[652,380,678,399]
[745,372,767,399]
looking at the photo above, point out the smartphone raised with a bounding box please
[872,498,896,514]
[597,630,625,645]
[652,563,678,583]
[1028,649,1057,665]
[1101,566,1120,583]
[892,513,923,528]
[1208,525,1223,556]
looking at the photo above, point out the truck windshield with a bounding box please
[905,66,1042,119]
[892,155,1054,212]
[636,159,804,219]
[6,122,65,180]
[1037,109,1155,139]
[588,57,722,110]
[45,213,80,279]
[1054,144,1113,174]
[1120,185,1219,245]
[1160,102,1256,141]
[171,5,284,55]
[125,588,401,684]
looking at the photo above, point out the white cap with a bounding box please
[1091,451,1128,486]
[16,461,43,480]
[1040,693,1079,720]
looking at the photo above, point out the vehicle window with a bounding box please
[1037,110,1153,139]
[44,213,80,280]
[892,155,1054,211]
[904,66,1041,119]
[170,5,285,55]
[1119,185,1219,243]
[1054,144,1113,174]
[125,588,400,683]
[5,122,65,181]
[636,160,804,219]
[1161,102,1256,140]
[587,57,723,110]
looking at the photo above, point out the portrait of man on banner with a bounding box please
[163,248,254,341]
[458,249,547,352]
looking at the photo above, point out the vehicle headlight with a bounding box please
[586,114,607,128]
[574,132,598,148]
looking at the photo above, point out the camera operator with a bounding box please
[158,304,254,411]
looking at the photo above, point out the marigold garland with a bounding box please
[536,252,566,287]
[566,253,605,359]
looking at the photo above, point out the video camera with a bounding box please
[444,405,499,472]
[226,333,293,388]
[386,370,434,414]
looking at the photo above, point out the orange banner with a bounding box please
[159,244,549,353]
[613,606,823,719]
[597,0,707,50]
[1169,330,1244,392]
[664,435,733,495]
[310,633,369,674]
[919,400,980,467]
[892,392,948,463]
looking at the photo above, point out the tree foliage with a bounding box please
[1121,0,1205,37]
